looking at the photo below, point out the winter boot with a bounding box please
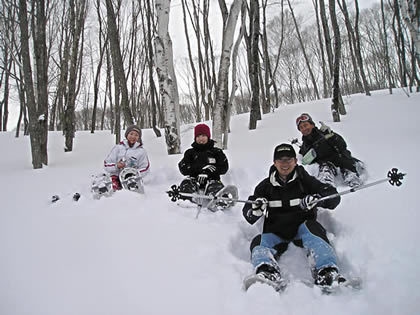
[342,169,362,187]
[314,267,346,287]
[179,178,199,201]
[318,162,337,186]
[256,264,283,283]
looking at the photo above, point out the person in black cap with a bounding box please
[295,113,364,187]
[242,143,346,288]
[104,125,150,190]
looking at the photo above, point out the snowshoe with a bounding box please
[206,185,238,211]
[318,162,337,186]
[342,169,362,188]
[91,173,113,199]
[311,267,361,294]
[243,265,287,292]
[119,167,144,194]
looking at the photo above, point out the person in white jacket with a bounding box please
[104,125,150,190]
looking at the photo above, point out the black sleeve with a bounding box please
[214,148,229,175]
[242,181,267,224]
[178,149,200,176]
[299,166,340,209]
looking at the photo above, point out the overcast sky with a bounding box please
[168,0,381,59]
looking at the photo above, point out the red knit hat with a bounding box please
[194,124,211,139]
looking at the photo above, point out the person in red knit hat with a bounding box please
[178,123,229,203]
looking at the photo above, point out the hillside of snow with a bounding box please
[0,89,419,315]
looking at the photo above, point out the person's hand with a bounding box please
[251,197,268,217]
[202,165,217,174]
[117,160,126,169]
[319,121,332,133]
[197,174,208,185]
[300,195,319,210]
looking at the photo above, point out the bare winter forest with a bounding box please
[0,0,419,168]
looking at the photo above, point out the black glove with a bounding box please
[250,197,268,217]
[202,164,217,174]
[197,174,208,185]
[299,195,319,210]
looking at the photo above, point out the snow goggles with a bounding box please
[295,113,312,127]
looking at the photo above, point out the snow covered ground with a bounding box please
[0,89,419,315]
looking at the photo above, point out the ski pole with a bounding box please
[308,168,406,208]
[166,185,260,205]
[289,138,302,147]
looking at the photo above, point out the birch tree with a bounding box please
[213,0,242,148]
[155,0,181,154]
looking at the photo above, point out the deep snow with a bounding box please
[0,89,419,315]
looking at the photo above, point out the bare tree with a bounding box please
[90,0,108,133]
[287,0,320,100]
[246,0,261,130]
[328,0,343,121]
[63,0,88,152]
[213,0,242,147]
[105,0,134,133]
[18,0,49,168]
[155,0,181,154]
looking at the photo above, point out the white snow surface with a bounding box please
[1,90,419,315]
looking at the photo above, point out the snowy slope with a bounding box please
[0,89,419,315]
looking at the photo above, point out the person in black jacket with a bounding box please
[242,143,345,287]
[178,123,229,200]
[296,113,364,187]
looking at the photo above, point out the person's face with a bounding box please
[195,134,209,144]
[273,157,297,180]
[127,131,140,145]
[298,121,315,136]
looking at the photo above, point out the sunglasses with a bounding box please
[296,114,311,126]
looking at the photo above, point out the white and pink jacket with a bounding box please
[104,139,150,177]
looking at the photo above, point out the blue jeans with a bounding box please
[251,221,338,271]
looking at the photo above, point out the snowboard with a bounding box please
[243,274,288,292]
[206,185,238,212]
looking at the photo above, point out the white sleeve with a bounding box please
[104,145,120,174]
[136,149,150,177]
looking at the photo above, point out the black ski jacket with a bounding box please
[242,165,340,240]
[299,127,358,172]
[178,139,229,180]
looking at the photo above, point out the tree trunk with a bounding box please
[287,0,320,100]
[328,0,343,121]
[213,0,242,147]
[105,0,134,127]
[18,0,49,168]
[64,0,87,152]
[353,0,371,96]
[155,0,181,154]
[247,0,260,130]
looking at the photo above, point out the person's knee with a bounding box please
[303,221,330,244]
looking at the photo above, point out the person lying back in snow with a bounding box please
[178,123,229,200]
[295,113,365,187]
[243,143,346,288]
[104,125,150,190]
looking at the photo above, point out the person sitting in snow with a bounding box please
[104,125,150,190]
[178,123,229,200]
[295,113,364,187]
[243,143,345,288]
